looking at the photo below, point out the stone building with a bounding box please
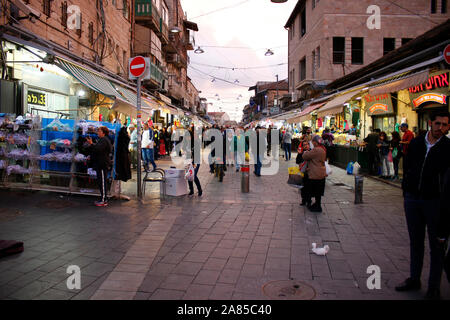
[285,0,450,104]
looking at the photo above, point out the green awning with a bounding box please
[57,58,121,98]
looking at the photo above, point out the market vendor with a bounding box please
[85,126,113,207]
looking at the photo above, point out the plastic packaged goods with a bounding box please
[42,118,72,132]
[6,165,32,175]
[0,159,6,169]
[6,149,32,160]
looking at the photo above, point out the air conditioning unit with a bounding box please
[291,92,298,102]
[160,78,168,92]
[167,53,180,64]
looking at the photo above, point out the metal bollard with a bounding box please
[354,175,364,204]
[241,165,250,193]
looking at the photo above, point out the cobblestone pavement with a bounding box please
[0,152,448,300]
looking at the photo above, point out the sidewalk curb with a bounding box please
[363,174,402,189]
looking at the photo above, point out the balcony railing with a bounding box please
[135,0,160,33]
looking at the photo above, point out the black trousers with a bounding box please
[404,192,446,289]
[368,151,379,175]
[188,164,202,193]
[96,168,109,202]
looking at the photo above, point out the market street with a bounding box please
[0,157,448,300]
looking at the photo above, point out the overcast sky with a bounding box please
[181,0,297,122]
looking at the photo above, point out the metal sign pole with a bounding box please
[137,76,142,200]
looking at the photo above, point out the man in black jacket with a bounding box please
[86,126,113,207]
[396,112,450,300]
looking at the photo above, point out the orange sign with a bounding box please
[368,103,389,114]
[412,93,447,108]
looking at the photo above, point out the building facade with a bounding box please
[285,0,450,103]
[247,80,289,121]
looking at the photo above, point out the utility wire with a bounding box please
[190,61,287,70]
[190,0,252,19]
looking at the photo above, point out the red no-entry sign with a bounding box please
[129,56,147,78]
[444,44,450,65]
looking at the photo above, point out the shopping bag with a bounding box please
[387,150,393,162]
[185,164,195,182]
[325,160,333,176]
[392,147,398,159]
[288,166,300,175]
[287,174,303,188]
[346,162,354,175]
[295,152,302,164]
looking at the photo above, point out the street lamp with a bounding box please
[271,0,288,3]
[265,49,274,56]
[194,46,204,54]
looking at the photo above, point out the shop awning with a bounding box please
[270,109,300,121]
[57,57,160,116]
[111,98,152,119]
[57,58,121,98]
[287,102,326,123]
[368,69,429,95]
[316,91,358,118]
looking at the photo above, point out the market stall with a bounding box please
[0,113,121,196]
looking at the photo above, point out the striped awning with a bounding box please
[316,91,359,118]
[287,102,325,123]
[57,58,121,98]
[56,57,159,115]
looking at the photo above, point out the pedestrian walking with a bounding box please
[377,131,391,178]
[301,135,327,213]
[297,140,311,207]
[396,112,450,300]
[128,124,137,169]
[364,127,381,175]
[142,123,157,172]
[85,126,113,207]
[187,126,202,197]
[283,129,292,161]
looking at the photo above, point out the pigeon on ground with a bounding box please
[311,243,330,256]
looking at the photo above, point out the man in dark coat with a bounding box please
[364,127,380,175]
[396,112,450,300]
[86,126,113,207]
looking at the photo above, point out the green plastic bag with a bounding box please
[392,147,398,159]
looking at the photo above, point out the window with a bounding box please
[316,46,320,68]
[112,0,116,7]
[123,0,129,19]
[312,0,316,9]
[299,57,306,81]
[292,69,295,87]
[43,0,51,17]
[291,21,295,39]
[383,38,395,55]
[123,50,127,76]
[401,38,412,46]
[300,8,306,37]
[61,2,67,27]
[311,51,316,79]
[442,0,447,13]
[333,37,345,64]
[88,22,93,44]
[76,13,82,37]
[431,0,437,13]
[351,37,363,64]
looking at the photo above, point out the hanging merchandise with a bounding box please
[0,113,121,196]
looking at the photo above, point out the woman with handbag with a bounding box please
[297,140,311,207]
[302,135,327,213]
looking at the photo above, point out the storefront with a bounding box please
[363,92,397,137]
[407,70,449,133]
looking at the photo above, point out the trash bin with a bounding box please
[164,168,187,196]
[241,165,249,193]
[354,175,363,204]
